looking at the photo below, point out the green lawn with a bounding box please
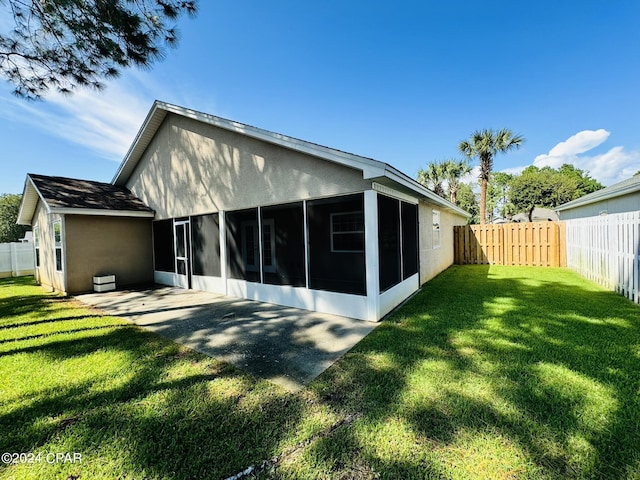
[1,267,639,479]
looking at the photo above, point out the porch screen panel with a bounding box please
[191,213,221,277]
[401,202,419,279]
[153,219,175,272]
[261,203,305,287]
[225,208,260,283]
[378,194,401,292]
[307,193,366,295]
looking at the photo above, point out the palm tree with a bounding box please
[441,159,472,205]
[417,162,446,198]
[458,128,525,224]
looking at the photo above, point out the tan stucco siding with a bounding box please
[419,201,467,284]
[64,215,153,293]
[125,114,372,219]
[32,202,66,293]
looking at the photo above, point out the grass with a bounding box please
[0,267,639,479]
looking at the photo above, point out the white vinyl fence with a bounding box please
[0,243,35,277]
[565,211,640,304]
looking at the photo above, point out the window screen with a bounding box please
[307,194,366,295]
[377,195,400,292]
[226,208,260,282]
[261,203,305,287]
[191,213,221,277]
[401,202,419,279]
[153,219,175,272]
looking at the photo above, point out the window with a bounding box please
[33,226,40,268]
[330,211,364,252]
[53,220,63,271]
[261,219,276,273]
[432,210,441,249]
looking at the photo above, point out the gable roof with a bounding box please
[556,175,640,212]
[17,174,154,225]
[112,100,469,217]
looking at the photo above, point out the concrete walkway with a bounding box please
[76,287,378,391]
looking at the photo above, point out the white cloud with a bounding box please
[0,73,160,161]
[547,129,610,157]
[523,129,640,186]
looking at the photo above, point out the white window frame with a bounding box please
[432,210,441,249]
[330,211,365,253]
[261,218,276,273]
[241,220,259,272]
[53,220,63,271]
[33,225,40,268]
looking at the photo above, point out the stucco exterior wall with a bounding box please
[558,192,640,220]
[64,215,153,293]
[419,201,467,284]
[125,114,372,219]
[32,201,66,293]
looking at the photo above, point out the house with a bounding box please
[556,175,640,220]
[18,101,469,321]
[17,174,155,293]
[511,207,559,223]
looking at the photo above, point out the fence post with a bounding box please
[10,243,17,277]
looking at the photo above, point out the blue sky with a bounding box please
[1,0,639,194]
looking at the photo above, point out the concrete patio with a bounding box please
[76,287,378,391]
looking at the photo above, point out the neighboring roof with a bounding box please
[18,174,154,225]
[112,100,469,217]
[556,175,640,212]
[512,207,559,223]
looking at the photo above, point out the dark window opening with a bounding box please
[401,202,419,279]
[153,219,175,272]
[226,208,260,283]
[191,213,221,277]
[261,202,305,287]
[308,194,366,295]
[378,195,401,292]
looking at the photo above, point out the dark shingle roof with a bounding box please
[28,174,152,212]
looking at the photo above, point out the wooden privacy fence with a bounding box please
[454,222,567,267]
[565,211,639,304]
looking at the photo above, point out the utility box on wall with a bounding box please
[93,274,116,292]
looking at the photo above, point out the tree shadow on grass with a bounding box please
[303,265,640,479]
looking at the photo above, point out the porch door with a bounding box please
[174,220,191,289]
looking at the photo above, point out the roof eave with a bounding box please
[17,175,50,225]
[374,165,471,217]
[556,182,640,211]
[50,208,155,218]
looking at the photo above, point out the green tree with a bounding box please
[441,158,472,204]
[458,128,525,225]
[486,171,514,222]
[0,0,197,99]
[0,194,30,243]
[418,159,471,203]
[557,164,604,197]
[509,166,577,221]
[417,162,446,198]
[456,182,479,224]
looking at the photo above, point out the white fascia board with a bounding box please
[17,176,51,225]
[112,100,390,186]
[50,208,155,218]
[112,101,168,186]
[377,166,471,217]
[556,182,640,211]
